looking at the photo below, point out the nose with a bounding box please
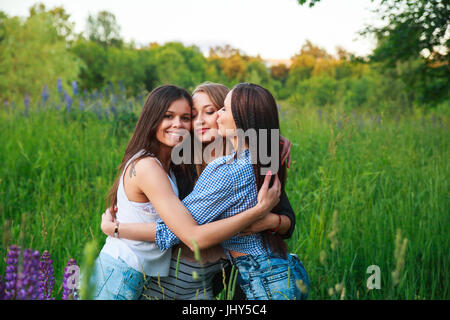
[195,113,205,125]
[172,116,182,128]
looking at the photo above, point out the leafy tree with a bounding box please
[297,0,322,7]
[29,3,75,42]
[86,11,123,48]
[365,0,449,65]
[71,39,108,91]
[298,0,449,106]
[0,10,80,99]
[271,63,289,83]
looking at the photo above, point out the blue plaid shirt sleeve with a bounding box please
[155,157,236,250]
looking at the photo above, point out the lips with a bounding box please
[197,128,210,134]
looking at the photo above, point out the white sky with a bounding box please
[0,0,381,59]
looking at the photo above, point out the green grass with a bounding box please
[0,103,448,299]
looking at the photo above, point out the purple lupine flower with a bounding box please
[62,258,80,300]
[24,94,30,117]
[16,249,41,300]
[72,80,78,96]
[41,85,50,105]
[57,78,62,94]
[110,104,117,116]
[64,91,72,112]
[4,245,20,300]
[4,99,9,111]
[39,250,55,300]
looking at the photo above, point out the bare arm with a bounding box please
[102,158,280,251]
[238,213,291,237]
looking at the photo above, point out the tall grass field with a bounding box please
[0,91,448,299]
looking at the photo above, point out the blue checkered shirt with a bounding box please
[155,148,267,256]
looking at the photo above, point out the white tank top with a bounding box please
[101,149,178,276]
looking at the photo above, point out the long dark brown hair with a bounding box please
[107,84,193,213]
[231,83,288,257]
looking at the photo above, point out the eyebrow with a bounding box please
[166,110,191,115]
[200,104,215,109]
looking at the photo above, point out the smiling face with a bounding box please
[217,90,237,137]
[192,92,220,143]
[155,98,192,147]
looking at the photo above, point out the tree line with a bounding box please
[0,2,448,113]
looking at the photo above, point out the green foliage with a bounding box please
[86,10,123,48]
[366,0,449,65]
[362,0,450,106]
[0,10,81,100]
[1,3,448,111]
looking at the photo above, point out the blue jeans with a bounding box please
[91,252,146,300]
[232,253,310,300]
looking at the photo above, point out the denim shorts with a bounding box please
[91,251,146,300]
[232,252,310,300]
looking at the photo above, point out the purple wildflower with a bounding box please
[72,80,78,96]
[39,250,55,300]
[110,104,117,116]
[57,78,62,94]
[4,245,20,300]
[64,91,72,112]
[16,249,41,300]
[62,258,80,300]
[41,85,50,105]
[24,94,30,117]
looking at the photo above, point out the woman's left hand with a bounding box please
[101,208,116,237]
[239,214,277,236]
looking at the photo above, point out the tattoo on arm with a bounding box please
[129,161,136,178]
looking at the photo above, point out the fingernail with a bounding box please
[267,170,272,176]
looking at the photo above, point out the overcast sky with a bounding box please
[0,0,381,59]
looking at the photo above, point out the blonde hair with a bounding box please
[192,82,229,110]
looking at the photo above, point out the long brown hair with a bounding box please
[192,82,229,110]
[107,84,193,212]
[230,83,288,257]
